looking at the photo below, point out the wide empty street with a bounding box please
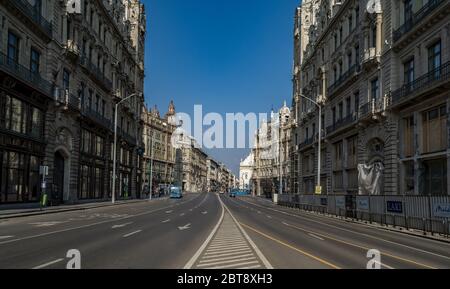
[1,193,449,269]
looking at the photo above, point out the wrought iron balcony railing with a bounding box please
[326,113,357,135]
[0,51,52,96]
[82,106,113,130]
[393,0,445,42]
[54,88,81,111]
[79,55,113,91]
[328,64,360,96]
[391,61,450,105]
[7,0,52,38]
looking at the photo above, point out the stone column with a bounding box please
[376,13,383,56]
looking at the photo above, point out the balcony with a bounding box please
[82,106,113,130]
[79,56,113,92]
[118,128,137,146]
[362,48,379,70]
[390,61,450,109]
[0,51,52,97]
[4,0,53,41]
[358,97,389,123]
[327,64,361,97]
[299,137,314,150]
[54,88,81,112]
[64,40,80,60]
[393,0,448,48]
[326,113,357,136]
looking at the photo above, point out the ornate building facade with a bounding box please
[141,101,177,194]
[0,0,146,205]
[251,102,292,197]
[291,0,449,196]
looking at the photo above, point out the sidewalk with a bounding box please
[0,196,168,220]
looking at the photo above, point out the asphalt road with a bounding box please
[1,192,449,269]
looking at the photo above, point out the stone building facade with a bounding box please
[291,0,449,196]
[0,0,146,205]
[141,101,177,194]
[251,102,292,197]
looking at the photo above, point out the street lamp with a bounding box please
[298,93,322,195]
[112,92,141,204]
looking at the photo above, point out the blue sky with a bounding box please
[143,0,299,175]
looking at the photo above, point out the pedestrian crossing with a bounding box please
[191,210,266,269]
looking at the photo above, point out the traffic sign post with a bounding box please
[40,166,49,208]
[315,185,322,195]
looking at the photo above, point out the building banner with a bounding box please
[358,163,384,195]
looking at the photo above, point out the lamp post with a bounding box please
[298,93,322,194]
[148,134,154,200]
[112,92,140,204]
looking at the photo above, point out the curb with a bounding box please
[0,197,168,220]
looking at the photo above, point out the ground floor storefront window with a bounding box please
[79,163,105,199]
[421,158,447,195]
[0,150,41,203]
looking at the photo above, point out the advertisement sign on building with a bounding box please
[386,201,403,214]
[335,196,345,209]
[432,203,450,218]
[356,197,370,211]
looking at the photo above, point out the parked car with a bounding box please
[229,191,236,198]
[170,186,183,199]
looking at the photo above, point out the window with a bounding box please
[30,107,43,138]
[404,0,413,23]
[95,136,104,157]
[403,58,414,84]
[348,14,353,32]
[428,40,441,75]
[7,96,26,134]
[63,69,70,91]
[1,151,41,203]
[355,44,360,66]
[347,136,357,168]
[404,161,414,195]
[332,107,336,125]
[347,52,352,69]
[82,129,92,154]
[95,95,99,112]
[339,26,343,45]
[371,77,379,100]
[34,0,42,15]
[371,25,377,48]
[354,91,360,116]
[403,116,414,157]
[88,89,93,108]
[355,6,359,26]
[422,104,447,153]
[422,159,447,195]
[30,48,40,75]
[346,97,351,116]
[334,141,343,170]
[338,102,343,120]
[102,100,106,117]
[7,32,19,63]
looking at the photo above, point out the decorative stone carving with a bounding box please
[55,127,74,151]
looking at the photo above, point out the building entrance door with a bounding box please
[53,151,65,203]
